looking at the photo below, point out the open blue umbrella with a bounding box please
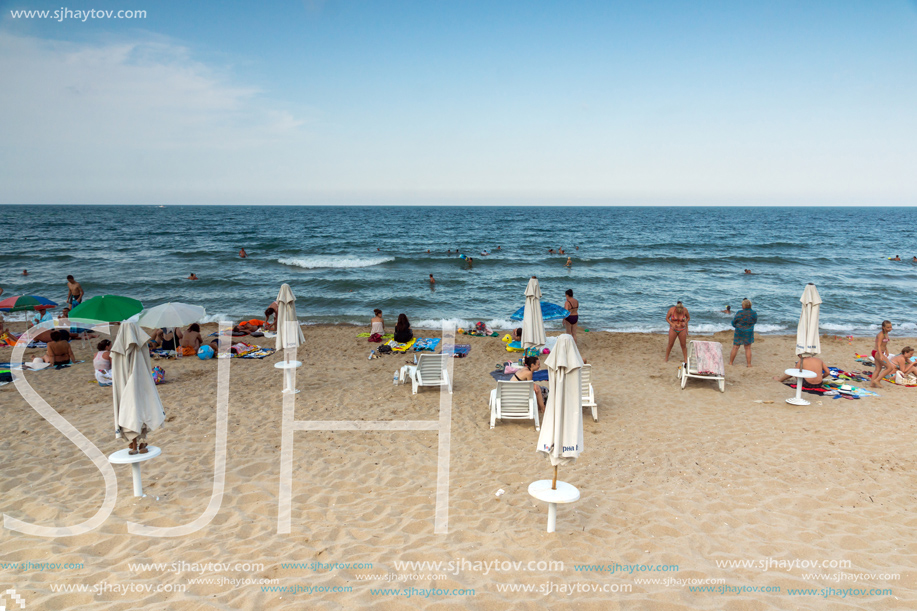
[511,302,569,321]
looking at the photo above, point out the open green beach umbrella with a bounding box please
[69,295,144,324]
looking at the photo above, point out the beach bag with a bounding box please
[894,371,917,386]
[152,366,165,385]
[378,345,393,354]
[368,333,383,343]
[0,369,11,383]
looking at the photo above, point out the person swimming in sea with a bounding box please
[722,305,732,314]
[429,273,435,284]
[891,255,901,261]
[565,257,572,268]
[239,248,247,258]
[187,273,199,280]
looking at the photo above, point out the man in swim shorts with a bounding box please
[773,356,830,387]
[429,274,435,284]
[66,275,84,307]
[563,289,579,343]
[239,248,247,258]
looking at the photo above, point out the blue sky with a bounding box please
[1,0,916,204]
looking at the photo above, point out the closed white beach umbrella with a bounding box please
[795,283,822,357]
[537,333,584,483]
[111,322,165,447]
[522,276,546,350]
[275,283,305,351]
[137,302,206,330]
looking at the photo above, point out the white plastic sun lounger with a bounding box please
[678,340,725,392]
[489,380,539,430]
[581,363,598,422]
[399,353,452,394]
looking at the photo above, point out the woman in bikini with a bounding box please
[870,321,893,385]
[511,355,548,414]
[872,346,916,388]
[563,289,579,343]
[665,301,690,363]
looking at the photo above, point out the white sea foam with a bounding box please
[755,324,788,333]
[278,256,394,269]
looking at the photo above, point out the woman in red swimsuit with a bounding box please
[665,301,690,363]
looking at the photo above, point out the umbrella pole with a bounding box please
[552,465,558,490]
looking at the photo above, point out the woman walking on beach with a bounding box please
[870,321,893,385]
[665,301,690,363]
[729,298,757,367]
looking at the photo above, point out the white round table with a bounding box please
[528,480,580,533]
[274,360,303,394]
[108,445,161,497]
[785,368,816,406]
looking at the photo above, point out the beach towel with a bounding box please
[388,338,416,352]
[693,341,725,376]
[230,342,259,358]
[784,382,831,396]
[442,344,470,358]
[413,338,441,352]
[241,348,275,359]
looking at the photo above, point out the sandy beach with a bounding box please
[1,323,915,610]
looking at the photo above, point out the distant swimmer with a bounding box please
[559,248,565,255]
[466,257,473,268]
[722,305,732,314]
[448,249,452,254]
[891,255,901,261]
[429,273,436,284]
[744,269,752,274]
[497,246,501,250]
[481,251,489,256]
[427,250,431,254]
[575,246,579,250]
[548,248,555,254]
[239,248,247,258]
[187,273,199,280]
[913,256,917,262]
[565,257,572,268]
[22,269,28,276]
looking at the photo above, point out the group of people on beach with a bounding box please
[664,298,757,368]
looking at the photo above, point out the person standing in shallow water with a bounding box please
[729,298,757,367]
[665,301,689,362]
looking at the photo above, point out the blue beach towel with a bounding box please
[413,338,441,352]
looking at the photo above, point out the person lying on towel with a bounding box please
[773,356,831,388]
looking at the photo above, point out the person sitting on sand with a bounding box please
[187,273,199,280]
[179,323,203,355]
[94,339,113,385]
[393,313,413,343]
[774,356,831,388]
[511,356,548,414]
[43,330,75,366]
[151,327,183,351]
[371,309,384,335]
[871,346,917,388]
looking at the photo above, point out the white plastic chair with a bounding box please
[399,353,452,394]
[678,340,725,392]
[581,364,597,422]
[489,380,539,430]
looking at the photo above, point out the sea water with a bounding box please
[3,205,915,336]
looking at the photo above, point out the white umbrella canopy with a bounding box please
[537,334,584,470]
[795,283,822,357]
[275,284,305,351]
[111,322,165,444]
[522,276,546,350]
[137,302,206,329]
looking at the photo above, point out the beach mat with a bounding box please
[442,344,470,358]
[413,338,441,352]
[388,338,416,352]
[241,348,275,359]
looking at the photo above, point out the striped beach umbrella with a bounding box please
[0,295,57,312]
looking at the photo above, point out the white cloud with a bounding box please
[0,32,311,203]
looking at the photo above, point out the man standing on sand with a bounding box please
[563,289,579,343]
[774,356,831,388]
[66,275,84,307]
